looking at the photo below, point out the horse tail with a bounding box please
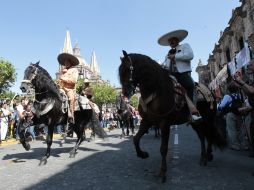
[212,113,228,150]
[211,122,227,150]
[92,114,108,139]
[196,100,227,150]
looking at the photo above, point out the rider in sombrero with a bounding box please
[58,53,79,124]
[158,29,202,123]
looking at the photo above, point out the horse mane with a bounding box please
[31,63,61,99]
[127,53,174,95]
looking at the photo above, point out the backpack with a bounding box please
[223,94,243,115]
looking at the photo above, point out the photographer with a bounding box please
[22,103,35,140]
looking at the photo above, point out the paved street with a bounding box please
[0,125,254,190]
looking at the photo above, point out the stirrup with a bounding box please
[190,114,202,123]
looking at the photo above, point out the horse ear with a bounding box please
[35,61,40,65]
[122,50,128,58]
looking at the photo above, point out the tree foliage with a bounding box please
[92,83,117,109]
[0,91,16,100]
[0,59,16,93]
[76,78,84,94]
[130,95,139,109]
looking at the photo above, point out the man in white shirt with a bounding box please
[158,29,201,122]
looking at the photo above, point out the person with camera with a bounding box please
[158,29,201,122]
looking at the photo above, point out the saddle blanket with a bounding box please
[75,95,100,114]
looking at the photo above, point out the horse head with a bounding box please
[20,61,40,94]
[119,50,137,98]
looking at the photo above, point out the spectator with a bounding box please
[23,103,36,140]
[218,80,248,150]
[0,100,11,141]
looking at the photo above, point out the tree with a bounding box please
[130,95,139,109]
[76,78,84,94]
[0,91,16,100]
[92,83,117,109]
[0,59,16,93]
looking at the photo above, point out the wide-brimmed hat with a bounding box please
[57,53,79,66]
[158,29,188,46]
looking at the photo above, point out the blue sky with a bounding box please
[0,0,241,93]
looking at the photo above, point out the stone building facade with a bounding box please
[196,0,254,94]
[195,59,211,86]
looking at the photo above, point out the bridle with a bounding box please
[124,55,137,95]
[21,64,48,95]
[21,65,38,85]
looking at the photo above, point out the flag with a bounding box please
[235,46,250,69]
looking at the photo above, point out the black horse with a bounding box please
[20,62,105,165]
[115,94,135,137]
[119,51,226,182]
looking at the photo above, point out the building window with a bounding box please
[226,48,231,62]
[239,36,244,50]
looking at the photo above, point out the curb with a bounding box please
[0,134,63,147]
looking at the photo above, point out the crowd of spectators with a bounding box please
[0,95,47,144]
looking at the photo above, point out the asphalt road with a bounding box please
[0,125,254,190]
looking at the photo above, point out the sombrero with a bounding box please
[158,29,188,46]
[57,53,79,66]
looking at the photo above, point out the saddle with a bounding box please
[139,76,214,113]
[171,79,215,111]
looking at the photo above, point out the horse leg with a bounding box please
[39,125,54,165]
[126,121,130,136]
[207,141,213,161]
[154,126,159,138]
[133,120,151,159]
[159,123,170,183]
[121,121,126,138]
[69,124,85,158]
[130,117,135,135]
[193,127,207,166]
[18,124,31,151]
[60,124,68,147]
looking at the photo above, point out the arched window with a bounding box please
[226,48,231,62]
[238,36,244,50]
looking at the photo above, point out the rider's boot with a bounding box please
[185,94,202,123]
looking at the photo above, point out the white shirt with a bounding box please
[162,43,194,73]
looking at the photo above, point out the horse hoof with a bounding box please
[161,176,166,183]
[22,143,30,151]
[69,150,76,158]
[138,151,149,159]
[199,159,207,166]
[207,154,214,161]
[25,144,31,151]
[39,157,48,166]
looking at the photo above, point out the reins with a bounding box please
[125,54,177,118]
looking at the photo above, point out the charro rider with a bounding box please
[58,52,79,123]
[158,29,202,122]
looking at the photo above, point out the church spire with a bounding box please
[90,50,100,76]
[62,30,73,54]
